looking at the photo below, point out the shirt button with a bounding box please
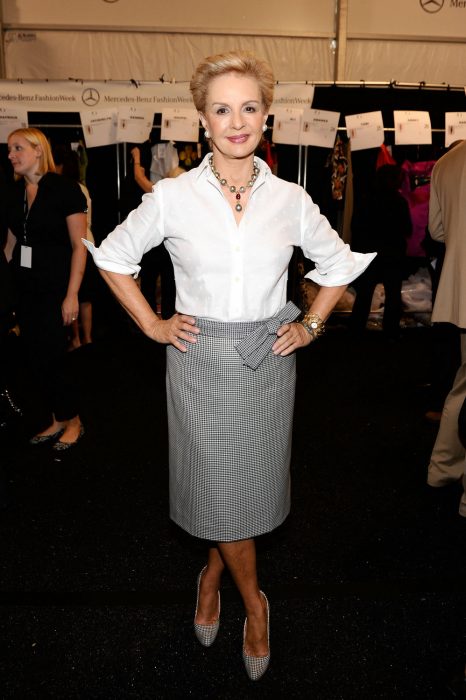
[234,276,240,282]
[235,246,240,252]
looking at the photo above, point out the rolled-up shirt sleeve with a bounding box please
[82,188,164,278]
[299,189,376,287]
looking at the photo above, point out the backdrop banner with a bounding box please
[0,81,193,112]
[349,0,466,40]
[270,84,315,115]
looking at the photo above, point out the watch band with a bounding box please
[301,312,325,340]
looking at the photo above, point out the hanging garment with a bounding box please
[400,159,436,257]
[150,142,180,183]
[376,144,396,170]
[331,136,348,201]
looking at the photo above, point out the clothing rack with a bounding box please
[26,119,451,202]
[6,77,466,91]
[26,121,168,209]
[304,80,465,91]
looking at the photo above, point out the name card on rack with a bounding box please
[394,110,432,145]
[445,112,466,147]
[300,109,340,149]
[272,108,302,145]
[345,111,384,151]
[80,109,118,148]
[116,107,154,143]
[0,107,28,143]
[160,108,199,143]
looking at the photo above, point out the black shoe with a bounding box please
[29,428,64,445]
[53,425,85,452]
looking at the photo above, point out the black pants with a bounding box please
[17,292,79,424]
[0,311,15,389]
[351,256,404,337]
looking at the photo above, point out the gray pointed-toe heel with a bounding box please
[194,566,220,647]
[243,591,270,681]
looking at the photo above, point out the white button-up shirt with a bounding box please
[86,154,375,322]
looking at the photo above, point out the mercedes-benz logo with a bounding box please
[419,0,444,13]
[82,88,100,107]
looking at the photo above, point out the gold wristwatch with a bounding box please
[301,312,325,340]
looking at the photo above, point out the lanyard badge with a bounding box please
[21,187,32,268]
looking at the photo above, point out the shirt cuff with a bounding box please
[81,238,141,278]
[305,251,377,287]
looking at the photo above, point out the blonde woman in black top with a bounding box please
[5,128,87,449]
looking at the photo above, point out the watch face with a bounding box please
[311,321,318,329]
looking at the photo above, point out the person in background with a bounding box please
[422,141,464,423]
[426,140,466,516]
[350,164,412,339]
[84,51,375,680]
[54,144,94,349]
[5,128,87,450]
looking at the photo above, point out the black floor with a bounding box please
[1,322,465,699]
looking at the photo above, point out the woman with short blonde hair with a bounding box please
[85,50,375,680]
[190,51,275,114]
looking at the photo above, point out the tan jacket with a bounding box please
[430,140,466,328]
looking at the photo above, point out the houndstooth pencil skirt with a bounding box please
[166,317,296,542]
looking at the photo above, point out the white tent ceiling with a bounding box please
[1,0,466,85]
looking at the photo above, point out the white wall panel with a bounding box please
[2,0,335,36]
[348,0,466,40]
[346,39,466,85]
[4,30,334,81]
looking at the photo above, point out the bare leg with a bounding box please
[195,546,224,625]
[34,413,65,437]
[59,414,83,443]
[218,539,268,657]
[68,319,81,351]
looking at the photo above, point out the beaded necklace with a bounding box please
[209,156,260,212]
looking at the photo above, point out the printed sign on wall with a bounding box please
[394,110,432,145]
[300,108,340,148]
[345,111,385,151]
[80,109,118,148]
[445,112,466,147]
[0,107,28,143]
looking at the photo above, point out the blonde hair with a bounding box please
[8,127,56,179]
[190,51,275,114]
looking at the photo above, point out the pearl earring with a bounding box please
[262,124,267,133]
[204,129,210,139]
